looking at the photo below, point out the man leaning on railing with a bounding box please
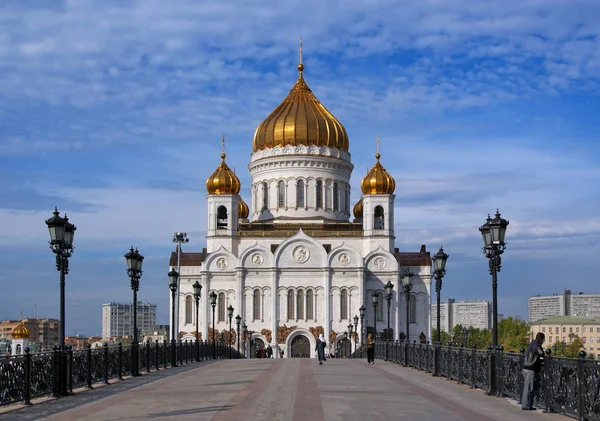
[521,332,545,411]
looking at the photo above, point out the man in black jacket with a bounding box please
[521,332,545,410]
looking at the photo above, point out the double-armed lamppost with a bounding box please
[242,323,248,358]
[401,269,413,366]
[347,323,353,356]
[479,210,509,349]
[432,247,449,344]
[353,315,359,352]
[371,293,379,339]
[172,232,189,341]
[209,291,217,359]
[193,281,202,362]
[384,281,394,360]
[125,247,144,376]
[168,269,179,366]
[227,305,234,359]
[235,315,241,358]
[45,207,76,396]
[359,305,365,344]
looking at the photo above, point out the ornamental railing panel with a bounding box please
[0,355,25,405]
[29,352,53,399]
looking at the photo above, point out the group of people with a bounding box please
[314,332,377,365]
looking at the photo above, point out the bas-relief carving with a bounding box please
[277,325,296,343]
[292,246,309,263]
[207,328,219,342]
[216,258,228,270]
[373,257,386,270]
[338,253,350,266]
[309,326,324,340]
[250,145,351,163]
[261,328,272,343]
[329,330,337,344]
[251,253,263,266]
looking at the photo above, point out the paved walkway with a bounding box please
[0,358,568,421]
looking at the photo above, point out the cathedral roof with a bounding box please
[206,151,241,195]
[252,46,349,153]
[169,248,208,266]
[361,152,396,195]
[238,196,249,220]
[353,198,363,219]
[12,321,30,339]
[394,245,431,267]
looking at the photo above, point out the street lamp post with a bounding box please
[432,247,449,344]
[227,305,234,359]
[45,207,76,396]
[371,293,379,340]
[125,247,144,376]
[479,210,509,349]
[347,323,353,357]
[172,232,189,342]
[193,281,202,362]
[359,305,365,344]
[353,315,359,353]
[210,291,217,359]
[384,281,394,360]
[235,315,241,358]
[168,269,179,366]
[402,270,413,366]
[462,327,468,348]
[242,323,248,358]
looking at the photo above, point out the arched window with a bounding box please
[333,183,339,211]
[410,294,416,324]
[262,182,269,210]
[218,292,225,321]
[253,289,261,320]
[185,295,193,324]
[377,292,384,321]
[345,186,350,213]
[316,180,323,209]
[297,180,305,207]
[16,344,21,355]
[374,206,385,229]
[217,206,228,230]
[287,290,294,320]
[297,290,304,319]
[341,289,348,319]
[307,290,314,319]
[278,180,285,208]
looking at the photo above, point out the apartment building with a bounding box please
[529,290,600,322]
[102,302,157,339]
[431,299,492,332]
[529,316,600,359]
[0,318,59,350]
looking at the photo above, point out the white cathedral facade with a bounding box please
[169,57,433,358]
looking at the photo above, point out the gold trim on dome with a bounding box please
[360,150,396,195]
[206,138,241,195]
[12,321,30,339]
[238,196,249,219]
[252,45,349,153]
[353,197,363,219]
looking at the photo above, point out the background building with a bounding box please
[431,299,491,332]
[528,290,600,322]
[0,318,59,351]
[529,316,600,359]
[102,302,157,339]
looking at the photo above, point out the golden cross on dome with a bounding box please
[376,136,380,154]
[221,135,226,160]
[298,37,305,74]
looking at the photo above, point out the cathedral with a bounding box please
[169,50,432,358]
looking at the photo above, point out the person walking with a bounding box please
[521,332,545,410]
[366,333,375,365]
[316,334,326,365]
[266,344,273,358]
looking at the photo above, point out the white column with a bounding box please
[324,269,331,353]
[271,269,278,350]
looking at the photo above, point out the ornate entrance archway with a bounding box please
[250,338,265,358]
[336,338,352,358]
[291,335,310,358]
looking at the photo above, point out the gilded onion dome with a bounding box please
[353,197,363,219]
[360,153,396,195]
[12,321,30,339]
[206,153,241,195]
[252,58,349,152]
[238,196,249,219]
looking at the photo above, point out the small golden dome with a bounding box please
[353,198,363,219]
[12,321,30,339]
[238,196,249,219]
[253,61,349,152]
[361,153,396,195]
[206,152,241,195]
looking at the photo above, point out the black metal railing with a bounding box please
[350,340,599,420]
[1,339,243,406]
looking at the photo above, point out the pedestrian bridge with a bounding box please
[0,358,566,421]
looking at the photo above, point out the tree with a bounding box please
[430,328,450,344]
[566,336,584,358]
[498,317,530,352]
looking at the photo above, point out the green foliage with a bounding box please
[430,328,450,344]
[498,317,530,352]
[566,337,584,358]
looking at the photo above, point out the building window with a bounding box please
[584,337,587,343]
[340,289,348,320]
[316,180,323,209]
[576,327,580,333]
[252,289,260,320]
[409,295,416,324]
[185,295,193,324]
[591,338,595,344]
[570,327,573,333]
[563,327,566,333]
[262,182,269,210]
[278,180,285,208]
[584,327,587,333]
[374,206,384,229]
[297,290,304,319]
[297,180,305,207]
[542,327,546,333]
[307,290,314,319]
[549,336,552,343]
[333,183,339,211]
[218,293,225,322]
[217,206,228,230]
[287,290,294,320]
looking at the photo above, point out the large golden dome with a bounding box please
[361,153,396,195]
[238,196,249,219]
[206,152,241,195]
[12,321,30,339]
[252,61,349,152]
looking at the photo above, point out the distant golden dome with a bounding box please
[353,198,363,219]
[361,153,396,195]
[253,63,349,153]
[12,321,30,339]
[238,196,249,219]
[206,153,241,195]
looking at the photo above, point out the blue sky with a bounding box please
[1,0,599,336]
